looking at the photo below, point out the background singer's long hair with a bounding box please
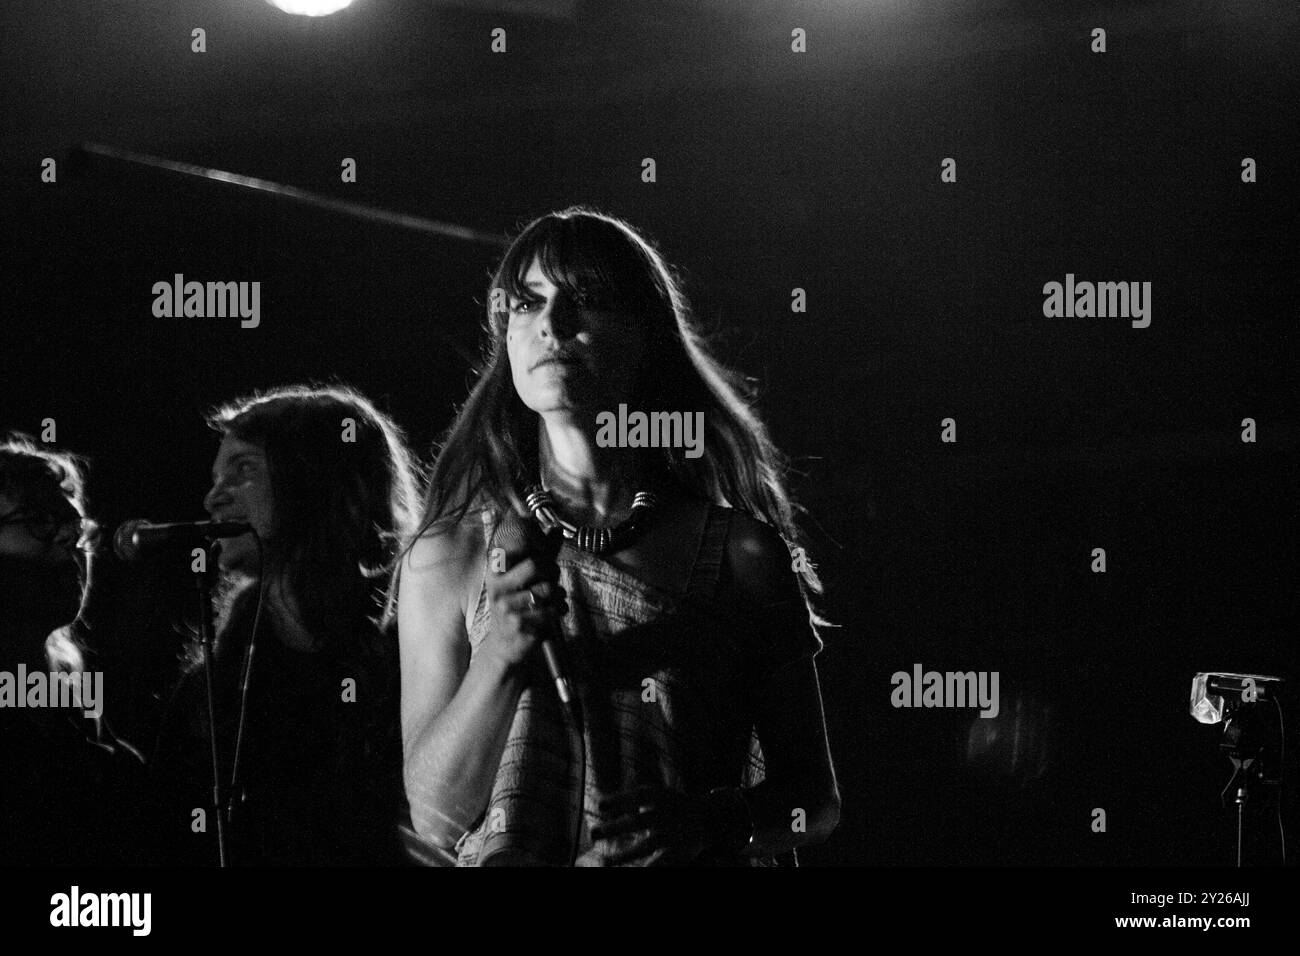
[200,384,422,661]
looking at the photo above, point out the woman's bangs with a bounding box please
[536,230,625,303]
[490,213,661,334]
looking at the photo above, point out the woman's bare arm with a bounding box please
[721,514,841,855]
[397,520,539,847]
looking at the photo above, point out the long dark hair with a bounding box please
[205,385,422,652]
[401,206,826,618]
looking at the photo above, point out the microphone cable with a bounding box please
[225,531,266,837]
[564,687,586,865]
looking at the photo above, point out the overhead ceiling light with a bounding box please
[265,0,355,16]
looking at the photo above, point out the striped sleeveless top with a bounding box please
[452,503,801,866]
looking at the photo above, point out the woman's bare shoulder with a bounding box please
[718,509,802,608]
[402,511,490,614]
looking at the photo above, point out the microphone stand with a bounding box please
[1219,701,1279,866]
[224,598,260,844]
[195,539,229,866]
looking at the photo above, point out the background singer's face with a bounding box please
[506,256,646,417]
[203,435,274,574]
[0,483,82,564]
[0,481,85,639]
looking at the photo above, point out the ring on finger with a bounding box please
[528,588,540,609]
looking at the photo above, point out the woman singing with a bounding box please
[0,434,144,865]
[398,207,840,865]
[152,385,421,865]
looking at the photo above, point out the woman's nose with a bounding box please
[51,520,79,552]
[539,292,580,340]
[203,481,228,515]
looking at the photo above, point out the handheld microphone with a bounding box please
[493,509,575,711]
[113,519,252,562]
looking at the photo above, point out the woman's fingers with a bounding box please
[591,813,657,840]
[520,580,565,606]
[487,556,550,593]
[499,584,568,616]
[597,786,663,818]
[480,557,569,666]
[488,556,566,610]
[601,832,669,866]
[591,788,672,840]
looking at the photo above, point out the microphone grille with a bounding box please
[112,519,145,562]
[491,508,531,551]
[491,508,561,561]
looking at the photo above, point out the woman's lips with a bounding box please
[531,353,581,371]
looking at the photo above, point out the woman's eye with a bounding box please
[508,299,535,314]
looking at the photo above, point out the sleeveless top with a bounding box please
[151,595,406,866]
[451,503,819,866]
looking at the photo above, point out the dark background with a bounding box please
[2,0,1296,866]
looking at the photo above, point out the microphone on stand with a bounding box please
[113,519,252,562]
[492,509,576,714]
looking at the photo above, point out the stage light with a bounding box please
[265,0,354,16]
[1189,672,1285,865]
[1189,671,1283,725]
[1189,673,1225,724]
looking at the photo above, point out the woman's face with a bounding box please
[505,256,647,419]
[0,480,82,564]
[0,478,85,638]
[203,434,274,574]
